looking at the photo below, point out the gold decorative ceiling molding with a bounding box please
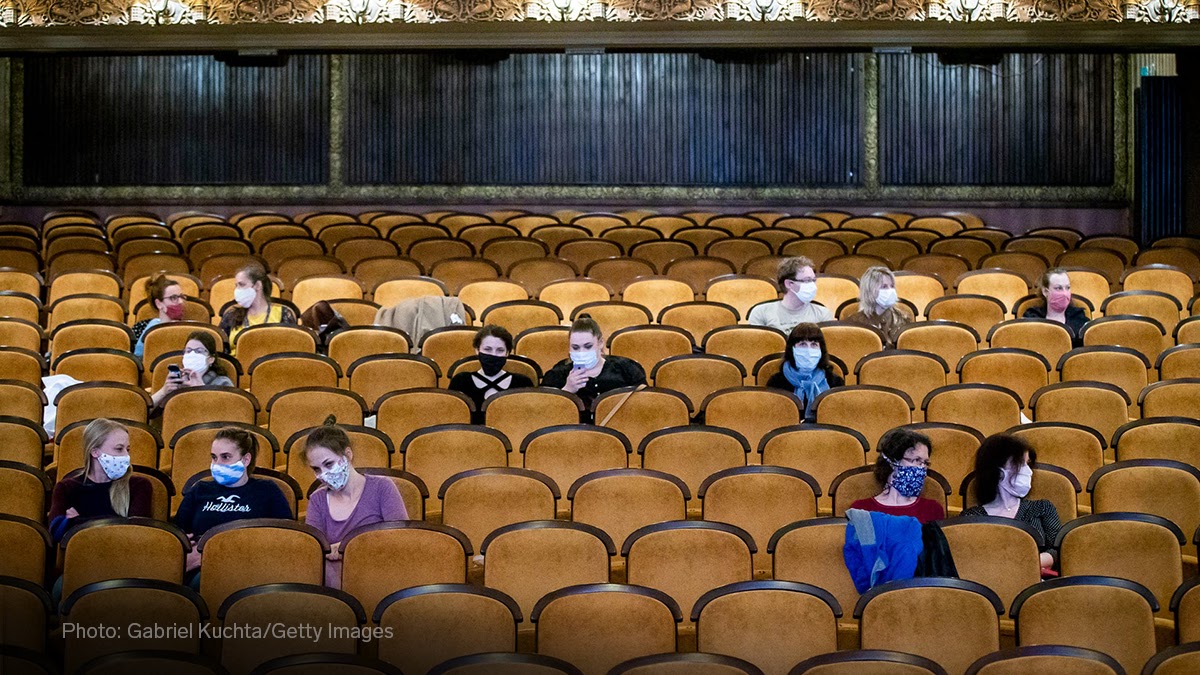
[0,0,1194,26]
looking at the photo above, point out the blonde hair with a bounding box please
[82,418,131,517]
[858,266,896,317]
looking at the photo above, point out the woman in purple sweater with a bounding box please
[302,415,408,588]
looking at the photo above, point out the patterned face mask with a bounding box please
[319,457,351,491]
[97,453,130,481]
[211,461,246,487]
[888,461,927,498]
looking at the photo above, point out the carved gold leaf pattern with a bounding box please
[0,0,1195,23]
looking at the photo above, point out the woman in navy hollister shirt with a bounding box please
[174,427,291,586]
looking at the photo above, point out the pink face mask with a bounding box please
[1047,290,1071,313]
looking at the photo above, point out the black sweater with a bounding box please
[174,477,292,538]
[541,356,647,410]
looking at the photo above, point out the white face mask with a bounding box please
[791,281,818,304]
[233,286,256,309]
[181,352,209,376]
[97,453,130,481]
[1001,465,1033,498]
[570,350,599,370]
[877,287,899,309]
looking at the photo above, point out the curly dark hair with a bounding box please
[872,428,933,487]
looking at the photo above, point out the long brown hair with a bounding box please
[82,418,131,517]
[227,262,273,325]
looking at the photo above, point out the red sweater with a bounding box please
[849,497,945,524]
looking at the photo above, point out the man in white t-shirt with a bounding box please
[747,256,833,333]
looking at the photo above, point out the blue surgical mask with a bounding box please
[888,461,927,498]
[791,346,822,372]
[570,350,598,370]
[211,461,246,487]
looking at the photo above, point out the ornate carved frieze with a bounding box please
[0,0,1194,25]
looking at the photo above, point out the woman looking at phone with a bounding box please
[150,331,235,407]
[541,315,646,409]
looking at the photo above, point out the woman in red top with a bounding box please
[850,428,944,524]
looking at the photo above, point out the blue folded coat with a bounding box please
[843,508,925,593]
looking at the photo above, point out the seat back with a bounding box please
[195,520,328,618]
[699,467,819,577]
[1059,514,1184,620]
[401,425,510,519]
[532,584,680,675]
[481,521,614,624]
[813,386,913,453]
[375,584,519,675]
[640,427,749,517]
[1012,576,1159,675]
[939,517,1043,613]
[568,469,689,566]
[856,578,1002,675]
[341,522,472,623]
[440,468,558,552]
[923,384,1023,438]
[624,522,755,632]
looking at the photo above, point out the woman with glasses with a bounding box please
[150,331,234,407]
[850,428,944,524]
[132,272,187,359]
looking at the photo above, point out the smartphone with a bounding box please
[167,364,182,380]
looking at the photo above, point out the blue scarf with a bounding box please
[781,360,829,420]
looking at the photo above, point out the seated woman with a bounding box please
[449,325,534,417]
[1022,267,1087,347]
[850,428,945,524]
[302,416,408,588]
[48,418,153,542]
[218,262,297,357]
[846,266,913,347]
[150,331,236,408]
[541,315,646,410]
[132,273,186,359]
[766,322,845,422]
[747,256,833,333]
[174,427,292,587]
[961,434,1061,571]
[299,300,351,353]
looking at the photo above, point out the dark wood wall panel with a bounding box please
[878,53,1114,186]
[345,52,863,187]
[23,55,328,186]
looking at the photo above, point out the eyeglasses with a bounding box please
[792,277,817,284]
[163,294,186,303]
[899,457,932,469]
[182,348,209,356]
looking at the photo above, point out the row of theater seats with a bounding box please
[3,512,1199,674]
[2,209,1199,674]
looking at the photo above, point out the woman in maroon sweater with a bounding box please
[850,428,945,524]
[49,418,153,542]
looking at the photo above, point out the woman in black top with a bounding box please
[960,433,1062,572]
[448,324,534,417]
[541,315,647,409]
[1022,267,1088,347]
[766,322,845,422]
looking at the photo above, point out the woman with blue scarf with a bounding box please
[767,322,845,422]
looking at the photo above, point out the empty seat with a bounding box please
[640,426,749,517]
[1112,416,1200,466]
[218,583,365,675]
[1140,379,1200,419]
[1088,460,1200,562]
[624,521,755,647]
[790,650,947,675]
[1057,513,1185,638]
[699,467,819,578]
[481,521,613,640]
[926,295,1008,340]
[522,425,630,516]
[856,578,1002,675]
[700,387,804,455]
[813,386,913,453]
[923,384,1023,438]
[855,351,949,419]
[375,584,520,675]
[1030,381,1132,444]
[939,516,1043,617]
[440,468,558,553]
[1011,576,1159,675]
[532,583,680,675]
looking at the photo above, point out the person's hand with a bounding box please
[562,368,590,394]
[185,534,202,571]
[326,542,342,562]
[1039,552,1054,569]
[65,507,79,519]
[181,369,205,387]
